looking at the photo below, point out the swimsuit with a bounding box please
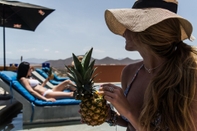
[124,64,144,96]
[43,89,53,97]
[29,79,40,88]
[28,79,53,97]
[122,64,164,129]
[121,64,144,122]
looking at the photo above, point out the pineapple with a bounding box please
[47,67,54,80]
[65,48,108,126]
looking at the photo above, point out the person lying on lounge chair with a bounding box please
[17,61,76,102]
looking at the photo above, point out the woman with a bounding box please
[99,0,197,131]
[17,61,76,102]
[71,56,83,67]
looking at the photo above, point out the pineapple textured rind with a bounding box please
[65,48,108,126]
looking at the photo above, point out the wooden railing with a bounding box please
[93,65,126,83]
[0,66,18,72]
[0,65,126,83]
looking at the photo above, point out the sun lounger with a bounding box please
[31,70,55,89]
[42,67,69,81]
[32,68,71,89]
[34,68,61,85]
[0,71,81,124]
[37,68,69,84]
[31,68,69,88]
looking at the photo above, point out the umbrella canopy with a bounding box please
[0,0,55,70]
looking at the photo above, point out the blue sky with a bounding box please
[0,0,196,62]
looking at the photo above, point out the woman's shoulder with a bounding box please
[121,60,143,90]
[123,60,143,73]
[19,77,28,82]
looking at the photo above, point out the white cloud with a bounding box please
[54,51,60,53]
[6,51,12,54]
[94,48,105,53]
[1,0,196,60]
[44,49,50,52]
[16,48,37,53]
[31,48,37,51]
[17,49,30,53]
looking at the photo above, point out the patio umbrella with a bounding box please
[0,0,55,70]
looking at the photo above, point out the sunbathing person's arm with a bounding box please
[40,78,49,87]
[20,78,55,102]
[65,80,76,91]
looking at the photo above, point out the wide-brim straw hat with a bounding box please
[105,0,194,41]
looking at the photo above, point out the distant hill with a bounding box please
[0,58,48,66]
[0,57,142,69]
[45,57,142,69]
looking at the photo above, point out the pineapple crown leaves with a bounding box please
[81,48,93,70]
[48,67,53,76]
[65,48,99,94]
[83,59,95,82]
[72,47,94,82]
[65,66,81,87]
[71,47,93,74]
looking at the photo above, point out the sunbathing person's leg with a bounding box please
[52,80,76,91]
[44,90,74,98]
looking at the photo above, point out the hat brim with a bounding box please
[105,8,193,41]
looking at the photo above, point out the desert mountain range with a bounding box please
[46,57,142,69]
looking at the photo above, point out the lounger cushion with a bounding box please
[34,98,81,106]
[0,71,81,106]
[35,69,48,79]
[53,74,69,81]
[12,81,80,105]
[42,67,50,72]
[42,67,69,81]
[35,69,61,85]
[0,71,17,83]
[12,81,36,102]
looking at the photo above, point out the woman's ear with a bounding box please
[30,66,35,71]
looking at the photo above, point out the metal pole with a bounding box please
[3,25,5,70]
[3,5,6,70]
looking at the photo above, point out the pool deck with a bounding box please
[0,87,126,131]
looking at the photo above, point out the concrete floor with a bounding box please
[0,109,126,131]
[0,87,126,131]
